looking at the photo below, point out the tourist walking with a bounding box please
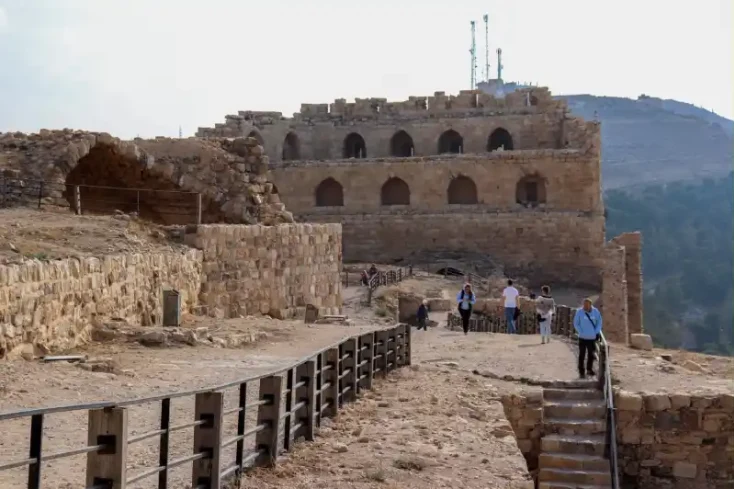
[416,300,429,331]
[573,298,603,378]
[535,285,556,344]
[502,279,520,334]
[456,283,476,335]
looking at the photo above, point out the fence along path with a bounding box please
[0,324,412,489]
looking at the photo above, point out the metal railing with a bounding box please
[0,176,203,224]
[0,324,411,489]
[597,332,620,488]
[446,305,578,336]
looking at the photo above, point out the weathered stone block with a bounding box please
[629,333,653,351]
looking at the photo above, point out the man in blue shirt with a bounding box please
[573,298,603,378]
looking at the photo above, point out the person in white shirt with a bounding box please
[502,279,520,334]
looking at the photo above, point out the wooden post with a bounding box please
[323,347,340,418]
[374,330,388,377]
[295,360,317,442]
[404,323,412,366]
[342,338,359,402]
[395,325,405,367]
[314,353,324,428]
[74,186,81,215]
[86,407,128,489]
[255,376,283,467]
[282,368,295,452]
[386,329,396,373]
[135,190,140,215]
[359,332,375,390]
[191,392,223,489]
[196,193,203,224]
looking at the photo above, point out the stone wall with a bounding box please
[185,223,342,319]
[615,390,734,488]
[0,251,202,358]
[602,242,629,343]
[501,389,544,478]
[611,232,643,336]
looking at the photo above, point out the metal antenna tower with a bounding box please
[469,21,477,89]
[497,47,503,81]
[483,14,489,81]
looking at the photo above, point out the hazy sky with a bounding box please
[0,0,731,139]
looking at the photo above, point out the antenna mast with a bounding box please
[497,48,503,81]
[483,14,489,81]
[470,20,477,89]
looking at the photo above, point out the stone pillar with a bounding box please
[602,242,628,344]
[611,232,643,336]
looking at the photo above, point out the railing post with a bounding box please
[192,392,223,489]
[374,330,388,378]
[395,324,406,367]
[342,338,359,402]
[86,407,128,489]
[404,323,412,366]
[295,360,316,442]
[27,414,43,489]
[283,368,295,452]
[196,193,203,224]
[136,190,140,215]
[323,347,340,418]
[314,353,324,427]
[74,185,81,215]
[359,332,375,390]
[255,375,283,467]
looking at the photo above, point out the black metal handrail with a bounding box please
[597,332,620,488]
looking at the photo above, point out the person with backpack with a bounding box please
[456,283,476,335]
[535,285,556,344]
[416,300,429,331]
[573,298,603,378]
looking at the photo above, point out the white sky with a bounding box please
[0,0,732,139]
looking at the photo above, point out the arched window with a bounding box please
[487,128,514,151]
[390,130,415,157]
[282,132,301,160]
[516,174,547,207]
[381,177,410,206]
[315,178,344,207]
[247,130,264,145]
[343,133,367,159]
[438,130,464,154]
[447,175,478,204]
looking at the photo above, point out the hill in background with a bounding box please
[557,94,733,189]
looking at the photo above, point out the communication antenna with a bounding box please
[497,47,503,81]
[178,125,183,138]
[469,21,477,89]
[483,14,489,81]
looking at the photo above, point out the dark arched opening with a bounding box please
[247,130,265,145]
[515,174,547,207]
[438,130,464,154]
[282,132,301,161]
[343,133,367,159]
[447,175,478,204]
[390,130,415,157]
[315,177,344,207]
[487,128,514,151]
[380,177,410,206]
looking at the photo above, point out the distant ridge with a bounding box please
[556,94,733,189]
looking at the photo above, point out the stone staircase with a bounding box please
[538,380,612,489]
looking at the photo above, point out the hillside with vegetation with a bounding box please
[558,94,733,189]
[605,173,733,356]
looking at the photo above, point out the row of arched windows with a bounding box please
[248,127,515,161]
[314,175,547,207]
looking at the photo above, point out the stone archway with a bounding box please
[381,177,410,206]
[282,132,301,161]
[515,174,547,207]
[247,130,265,145]
[438,130,464,154]
[315,177,344,207]
[343,133,367,159]
[488,128,514,151]
[390,130,415,157]
[447,175,478,204]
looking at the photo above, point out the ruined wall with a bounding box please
[501,389,544,478]
[196,88,600,162]
[615,390,734,488]
[270,150,605,287]
[602,242,629,343]
[0,251,202,358]
[611,232,643,335]
[185,223,342,319]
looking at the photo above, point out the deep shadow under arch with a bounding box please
[343,133,367,159]
[247,130,265,145]
[438,130,464,154]
[488,128,514,151]
[447,175,478,204]
[381,177,410,206]
[282,132,301,160]
[516,174,547,207]
[315,177,344,207]
[390,130,415,157]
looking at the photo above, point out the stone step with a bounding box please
[538,483,611,489]
[544,399,607,419]
[541,434,606,456]
[550,379,600,390]
[539,452,610,472]
[544,388,603,401]
[539,468,612,486]
[544,417,606,436]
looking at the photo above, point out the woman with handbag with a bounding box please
[535,285,556,344]
[456,283,476,335]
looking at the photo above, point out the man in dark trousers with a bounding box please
[416,300,429,331]
[573,298,603,378]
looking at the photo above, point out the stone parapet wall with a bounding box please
[0,251,202,358]
[611,232,643,335]
[185,223,342,320]
[615,390,734,488]
[501,390,544,477]
[602,242,629,344]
